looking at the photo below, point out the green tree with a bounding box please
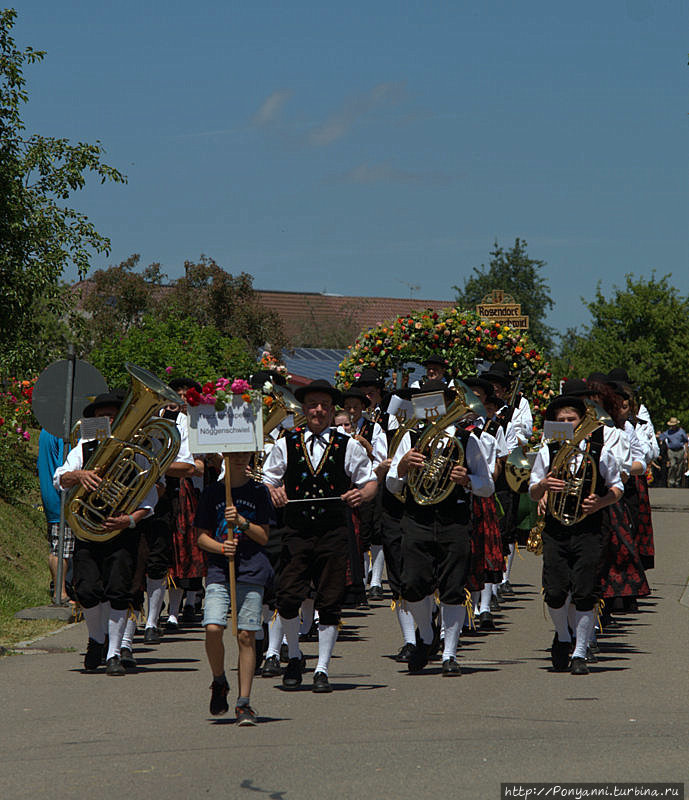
[556,274,689,424]
[89,314,257,388]
[0,9,126,376]
[453,238,555,353]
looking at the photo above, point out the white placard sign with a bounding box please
[386,395,414,421]
[79,417,112,442]
[543,421,575,443]
[187,397,264,453]
[411,391,446,422]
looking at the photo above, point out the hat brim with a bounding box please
[294,384,343,405]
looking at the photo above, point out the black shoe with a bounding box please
[395,642,416,663]
[570,656,589,675]
[209,679,229,715]
[261,655,282,678]
[120,647,137,670]
[585,646,598,664]
[441,657,462,677]
[282,657,303,690]
[84,638,103,672]
[501,581,515,596]
[312,671,333,693]
[144,627,161,645]
[235,705,258,726]
[479,611,495,631]
[279,643,289,663]
[588,640,600,655]
[489,595,501,612]
[550,635,571,672]
[106,656,126,676]
[407,642,431,673]
[165,619,179,632]
[367,585,384,601]
[182,604,195,623]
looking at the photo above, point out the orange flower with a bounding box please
[242,393,252,403]
[264,396,274,407]
[515,346,523,354]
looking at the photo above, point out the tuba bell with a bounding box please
[407,381,483,506]
[66,363,182,543]
[546,402,604,526]
[250,385,306,481]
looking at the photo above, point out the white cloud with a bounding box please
[307,81,406,146]
[253,89,292,126]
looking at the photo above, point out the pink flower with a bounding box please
[231,379,251,395]
[22,431,30,441]
[216,377,230,390]
[165,366,173,374]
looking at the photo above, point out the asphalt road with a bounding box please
[2,488,688,800]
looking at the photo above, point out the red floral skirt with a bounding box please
[170,479,206,582]
[599,501,650,599]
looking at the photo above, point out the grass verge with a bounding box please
[0,486,70,648]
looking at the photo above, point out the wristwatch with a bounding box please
[237,518,250,533]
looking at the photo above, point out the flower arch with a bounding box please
[336,307,556,420]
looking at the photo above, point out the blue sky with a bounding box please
[15,0,688,335]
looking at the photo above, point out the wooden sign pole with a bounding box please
[223,454,239,637]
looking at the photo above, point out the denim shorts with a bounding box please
[202,581,264,631]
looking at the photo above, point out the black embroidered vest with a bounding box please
[283,427,350,530]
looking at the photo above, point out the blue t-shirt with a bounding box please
[194,479,274,587]
[37,430,65,523]
[660,428,688,450]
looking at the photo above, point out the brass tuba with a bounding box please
[505,444,534,493]
[546,403,603,526]
[407,381,482,506]
[66,363,182,543]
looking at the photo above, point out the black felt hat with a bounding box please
[422,355,449,368]
[340,387,370,408]
[82,391,126,419]
[294,379,343,405]
[561,378,590,397]
[463,376,494,397]
[353,368,385,388]
[544,395,587,421]
[481,360,512,388]
[169,377,202,393]
[250,369,287,389]
[608,367,631,383]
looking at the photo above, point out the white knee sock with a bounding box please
[548,604,571,643]
[100,601,111,635]
[121,617,137,651]
[167,587,183,623]
[406,597,434,645]
[315,623,338,675]
[280,615,301,660]
[503,543,516,583]
[480,584,493,614]
[370,545,385,588]
[440,603,465,661]
[572,610,594,659]
[471,590,480,618]
[83,604,106,643]
[265,614,283,659]
[396,605,417,645]
[363,550,371,586]
[299,598,315,635]
[106,608,128,660]
[145,578,166,629]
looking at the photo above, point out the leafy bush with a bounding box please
[89,314,259,388]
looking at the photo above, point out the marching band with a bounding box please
[52,357,657,724]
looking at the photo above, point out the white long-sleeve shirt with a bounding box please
[262,427,375,489]
[386,425,494,498]
[336,418,387,469]
[529,437,623,497]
